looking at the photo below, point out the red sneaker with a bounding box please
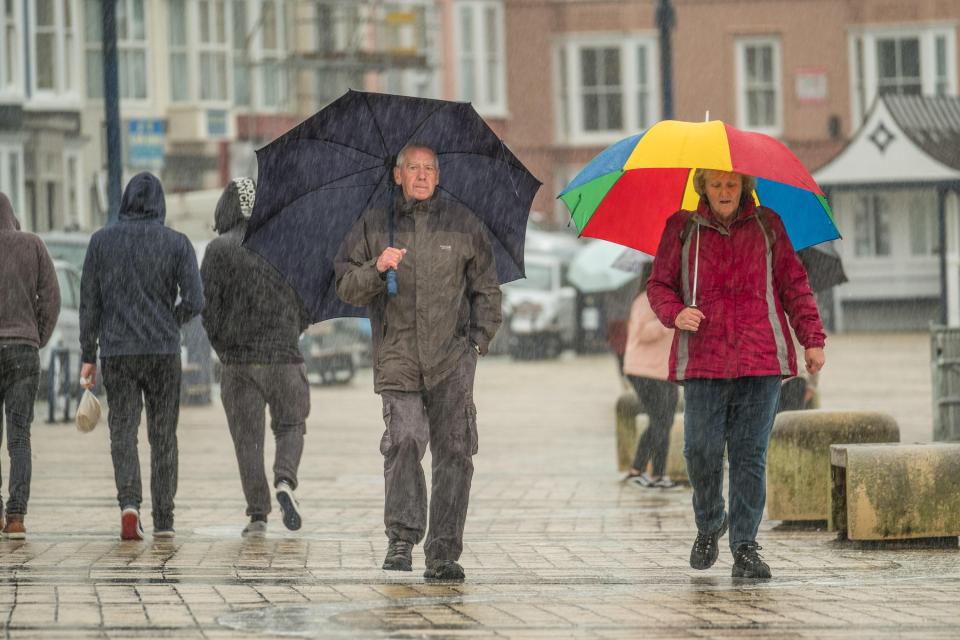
[121,508,144,541]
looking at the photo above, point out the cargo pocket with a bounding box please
[466,404,478,456]
[379,403,393,456]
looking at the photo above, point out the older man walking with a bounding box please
[335,143,501,581]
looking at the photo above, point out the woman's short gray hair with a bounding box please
[396,143,439,171]
[692,168,756,200]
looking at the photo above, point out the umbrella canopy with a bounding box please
[558,120,840,255]
[244,90,541,322]
[610,247,653,274]
[798,243,847,292]
[567,240,640,294]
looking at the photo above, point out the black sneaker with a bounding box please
[732,542,771,579]
[275,481,302,531]
[423,560,465,582]
[382,539,413,571]
[689,513,728,570]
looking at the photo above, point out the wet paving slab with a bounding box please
[2,338,957,638]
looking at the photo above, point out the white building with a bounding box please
[814,94,960,331]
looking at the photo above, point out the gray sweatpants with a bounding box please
[380,349,479,562]
[221,363,310,519]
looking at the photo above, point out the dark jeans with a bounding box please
[683,376,781,552]
[0,344,40,517]
[220,363,310,519]
[380,349,479,562]
[627,375,679,477]
[101,354,181,530]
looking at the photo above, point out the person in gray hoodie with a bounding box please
[0,192,61,539]
[79,172,203,541]
[201,178,311,538]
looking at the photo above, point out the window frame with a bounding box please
[553,33,660,147]
[84,0,150,103]
[848,25,958,126]
[734,36,783,137]
[196,0,231,104]
[27,0,81,105]
[0,142,25,223]
[62,147,84,230]
[454,0,507,118]
[0,0,24,99]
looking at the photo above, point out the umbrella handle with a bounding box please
[387,268,398,297]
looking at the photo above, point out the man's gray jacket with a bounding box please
[334,193,501,393]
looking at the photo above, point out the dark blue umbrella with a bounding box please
[243,90,542,322]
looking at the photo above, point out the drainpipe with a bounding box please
[656,0,675,120]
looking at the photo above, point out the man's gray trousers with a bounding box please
[380,349,479,562]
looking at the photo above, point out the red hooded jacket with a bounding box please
[646,197,825,382]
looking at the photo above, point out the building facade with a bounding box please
[501,0,960,330]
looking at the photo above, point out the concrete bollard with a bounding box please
[830,442,960,541]
[615,391,687,482]
[767,411,900,522]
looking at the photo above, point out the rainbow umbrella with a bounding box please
[558,120,839,255]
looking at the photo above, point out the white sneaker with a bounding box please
[276,482,302,531]
[241,520,267,539]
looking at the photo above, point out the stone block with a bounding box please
[614,391,686,481]
[830,442,960,540]
[767,411,899,522]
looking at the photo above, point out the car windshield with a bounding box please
[44,243,88,271]
[510,263,554,291]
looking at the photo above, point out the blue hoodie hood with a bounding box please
[118,172,166,223]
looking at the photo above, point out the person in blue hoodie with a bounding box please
[79,172,203,541]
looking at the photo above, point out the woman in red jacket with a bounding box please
[646,169,826,580]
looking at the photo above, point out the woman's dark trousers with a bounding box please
[627,375,678,476]
[682,376,781,552]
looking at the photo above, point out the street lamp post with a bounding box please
[102,1,122,223]
[656,0,675,120]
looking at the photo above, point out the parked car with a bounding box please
[39,231,90,272]
[501,254,577,359]
[299,318,371,385]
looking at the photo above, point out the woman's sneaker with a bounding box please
[732,543,771,579]
[120,508,144,541]
[652,476,677,489]
[689,513,728,570]
[275,482,302,531]
[627,472,656,488]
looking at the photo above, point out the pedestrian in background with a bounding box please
[335,143,501,581]
[79,172,203,541]
[201,178,311,539]
[622,263,679,489]
[0,192,61,540]
[647,168,825,580]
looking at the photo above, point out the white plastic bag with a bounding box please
[75,389,102,433]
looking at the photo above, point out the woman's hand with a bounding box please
[804,347,825,374]
[675,306,705,332]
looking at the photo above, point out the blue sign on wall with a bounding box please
[207,110,228,138]
[126,119,166,170]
